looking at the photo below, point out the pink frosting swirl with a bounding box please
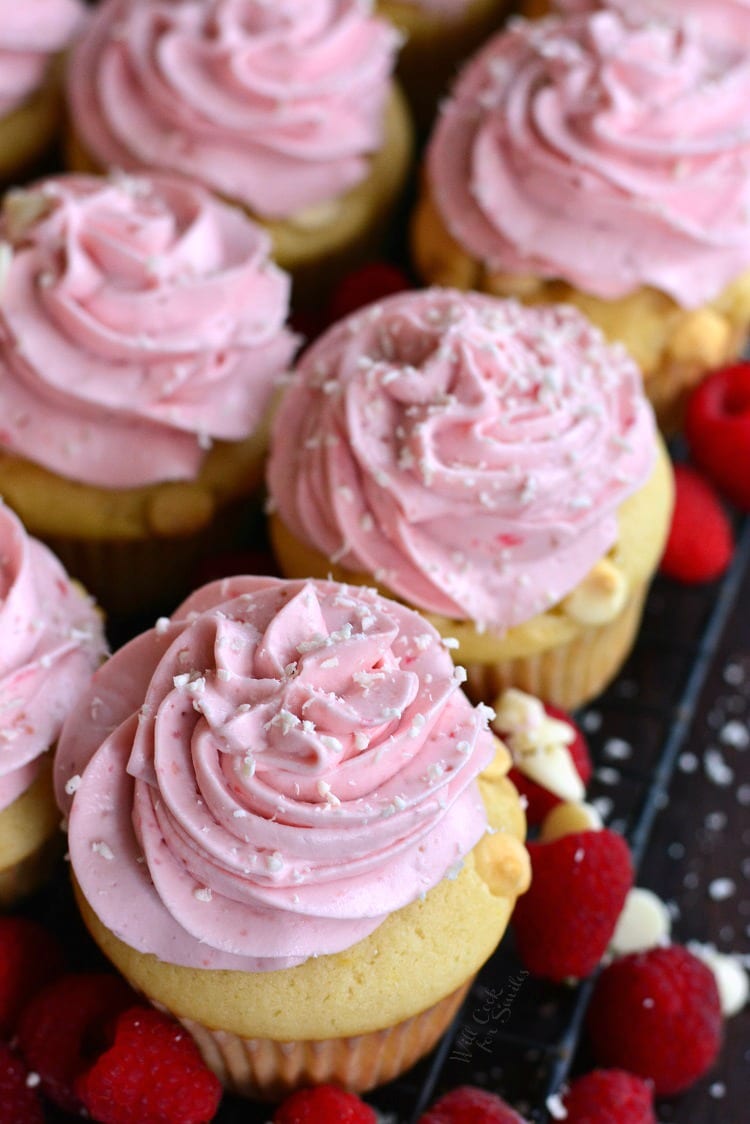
[0,173,296,488]
[552,1,750,45]
[268,290,656,632]
[427,11,750,306]
[0,0,84,116]
[0,503,105,812]
[55,576,494,970]
[68,0,400,220]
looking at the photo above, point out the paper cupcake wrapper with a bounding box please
[464,585,649,711]
[173,979,472,1100]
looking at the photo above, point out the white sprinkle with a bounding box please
[454,666,468,684]
[265,852,284,873]
[414,634,432,651]
[317,780,341,806]
[320,735,342,752]
[709,878,736,902]
[242,754,256,777]
[409,714,426,737]
[172,673,190,688]
[155,616,171,634]
[704,749,734,786]
[679,752,699,773]
[64,774,81,796]
[710,1083,727,1099]
[721,720,749,749]
[25,1072,41,1088]
[443,637,460,649]
[193,887,212,902]
[456,740,471,755]
[724,663,745,686]
[91,841,114,861]
[354,732,369,751]
[232,809,249,819]
[596,766,621,786]
[603,738,632,761]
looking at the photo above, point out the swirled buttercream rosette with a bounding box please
[268,289,656,635]
[0,173,296,488]
[0,502,105,810]
[425,11,750,307]
[56,576,498,971]
[67,0,401,221]
[0,501,105,904]
[544,1,750,46]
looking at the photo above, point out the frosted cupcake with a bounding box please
[66,0,413,299]
[55,575,529,1098]
[412,11,750,430]
[376,0,510,126]
[0,0,85,181]
[0,172,297,616]
[0,502,104,906]
[267,290,673,709]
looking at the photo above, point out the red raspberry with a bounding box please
[685,361,750,511]
[512,830,633,982]
[17,972,136,1113]
[562,1070,656,1123]
[273,1084,376,1124]
[659,464,734,583]
[76,1006,222,1124]
[0,1042,45,1124]
[0,917,65,1037]
[325,262,411,327]
[418,1085,528,1123]
[587,945,723,1095]
[503,702,592,825]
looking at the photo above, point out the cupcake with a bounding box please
[0,172,297,616]
[267,289,673,710]
[376,0,510,127]
[0,502,105,906]
[412,11,750,430]
[54,575,530,1098]
[0,0,85,181]
[66,0,413,300]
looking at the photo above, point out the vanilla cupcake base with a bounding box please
[0,757,62,906]
[0,419,274,617]
[72,752,529,1098]
[270,441,673,710]
[67,88,414,308]
[412,191,750,431]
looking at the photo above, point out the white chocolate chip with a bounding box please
[494,689,583,802]
[688,942,749,1018]
[561,559,629,626]
[540,801,603,842]
[610,888,672,956]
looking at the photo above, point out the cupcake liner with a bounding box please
[463,585,649,710]
[172,980,472,1100]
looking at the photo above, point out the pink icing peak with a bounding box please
[0,0,84,116]
[0,173,297,488]
[0,502,106,811]
[67,0,400,219]
[427,10,750,306]
[56,576,495,971]
[267,289,656,632]
[552,1,750,45]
